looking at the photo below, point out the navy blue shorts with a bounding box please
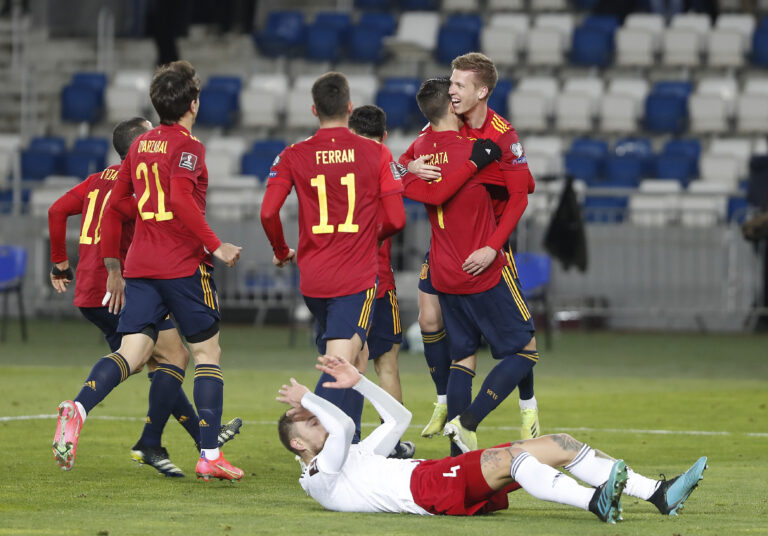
[418,249,439,295]
[438,265,535,361]
[367,290,403,360]
[304,286,377,355]
[117,263,220,340]
[80,306,175,352]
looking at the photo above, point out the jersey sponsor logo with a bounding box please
[389,162,407,181]
[179,152,198,171]
[269,170,278,178]
[442,464,461,478]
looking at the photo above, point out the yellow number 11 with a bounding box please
[310,173,359,235]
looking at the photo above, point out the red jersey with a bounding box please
[264,127,403,298]
[399,108,534,250]
[403,130,504,295]
[112,123,219,279]
[48,165,134,307]
[377,238,395,298]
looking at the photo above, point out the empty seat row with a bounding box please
[20,137,109,181]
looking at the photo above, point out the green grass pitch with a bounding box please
[1,319,767,535]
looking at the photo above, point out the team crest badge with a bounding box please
[510,142,524,158]
[179,152,197,171]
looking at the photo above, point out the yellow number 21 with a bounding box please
[310,173,359,235]
[136,162,174,222]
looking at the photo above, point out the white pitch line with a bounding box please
[4,414,767,438]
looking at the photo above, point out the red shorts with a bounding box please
[410,444,522,516]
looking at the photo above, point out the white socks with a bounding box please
[511,452,593,511]
[74,401,87,422]
[202,447,220,460]
[519,395,537,411]
[436,394,447,405]
[564,445,659,500]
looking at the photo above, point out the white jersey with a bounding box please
[295,377,430,515]
[299,443,428,514]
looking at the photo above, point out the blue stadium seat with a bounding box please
[645,93,689,133]
[603,155,642,187]
[348,26,386,62]
[376,77,422,129]
[400,0,439,10]
[752,23,768,66]
[514,252,553,349]
[65,137,110,178]
[242,139,287,181]
[305,25,343,62]
[435,15,482,64]
[61,72,107,123]
[655,154,695,186]
[0,188,31,215]
[359,12,396,36]
[487,79,514,118]
[583,195,628,223]
[571,138,609,158]
[20,136,66,181]
[355,0,392,9]
[571,25,615,66]
[663,138,701,176]
[254,11,305,57]
[565,152,602,185]
[197,76,241,128]
[727,196,748,223]
[615,136,654,176]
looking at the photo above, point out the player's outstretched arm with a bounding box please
[48,189,83,292]
[260,183,293,263]
[213,243,242,267]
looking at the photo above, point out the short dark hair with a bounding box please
[149,60,201,125]
[416,78,451,124]
[112,117,151,160]
[278,413,300,455]
[311,72,350,121]
[349,105,387,142]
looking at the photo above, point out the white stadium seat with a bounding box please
[525,26,566,66]
[488,0,525,10]
[599,79,649,133]
[384,11,440,58]
[522,135,563,177]
[662,28,701,66]
[555,78,603,132]
[442,0,480,11]
[240,73,289,128]
[629,192,681,227]
[346,74,379,107]
[707,30,747,67]
[481,13,529,66]
[615,27,657,66]
[699,152,741,188]
[510,77,559,131]
[737,94,768,133]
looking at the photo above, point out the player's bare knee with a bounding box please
[523,336,536,352]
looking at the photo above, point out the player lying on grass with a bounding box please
[277,356,707,521]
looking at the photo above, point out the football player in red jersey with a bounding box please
[48,117,241,477]
[402,78,537,456]
[348,104,413,459]
[52,61,244,481]
[400,53,539,444]
[260,72,405,442]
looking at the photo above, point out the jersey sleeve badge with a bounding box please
[179,152,198,171]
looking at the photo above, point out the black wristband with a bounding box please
[51,265,74,279]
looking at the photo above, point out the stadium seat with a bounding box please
[286,76,319,129]
[625,13,665,35]
[240,73,289,128]
[645,81,692,134]
[599,79,649,133]
[384,11,440,58]
[655,154,696,186]
[688,78,737,134]
[708,138,753,177]
[487,79,513,118]
[348,14,394,63]
[64,137,109,178]
[105,70,151,122]
[663,138,701,176]
[346,74,379,107]
[555,77,603,132]
[0,245,27,342]
[480,13,529,66]
[526,27,566,66]
[375,77,422,129]
[488,0,525,9]
[197,76,241,128]
[442,0,480,11]
[699,152,741,188]
[354,0,390,9]
[61,72,107,123]
[254,11,305,57]
[523,135,563,177]
[509,77,559,132]
[564,152,601,185]
[242,139,287,181]
[513,252,553,349]
[530,0,569,11]
[727,196,749,223]
[630,180,681,226]
[614,136,654,176]
[615,27,657,66]
[707,28,748,67]
[662,28,701,66]
[603,155,642,188]
[752,22,768,66]
[571,15,619,66]
[205,136,248,178]
[305,24,343,62]
[435,14,482,64]
[736,78,768,133]
[20,137,66,181]
[400,0,439,9]
[583,195,628,223]
[680,181,729,227]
